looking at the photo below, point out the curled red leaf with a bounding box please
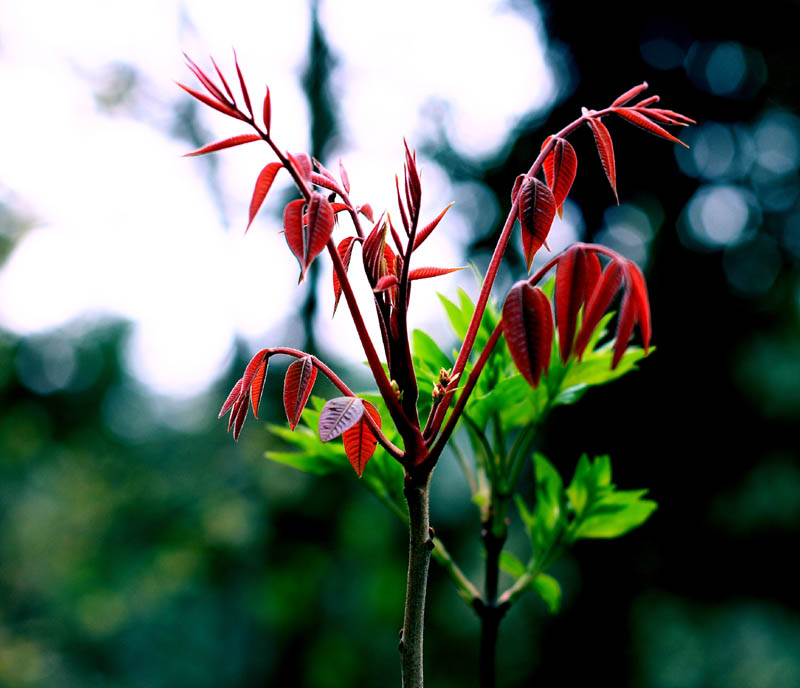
[250,358,269,419]
[575,260,623,358]
[625,260,651,351]
[612,289,637,369]
[283,356,317,430]
[555,245,589,362]
[502,282,553,388]
[518,178,557,271]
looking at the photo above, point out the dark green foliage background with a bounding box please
[1,1,799,686]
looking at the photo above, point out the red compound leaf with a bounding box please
[575,260,623,358]
[542,137,578,218]
[342,401,381,477]
[518,178,557,271]
[319,397,365,442]
[184,134,260,157]
[283,356,317,430]
[502,282,553,388]
[614,108,689,148]
[586,117,618,203]
[247,162,283,232]
[332,236,358,315]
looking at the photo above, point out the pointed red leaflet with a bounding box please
[183,54,229,105]
[408,266,465,281]
[247,162,283,232]
[241,349,270,394]
[219,378,244,418]
[339,158,351,194]
[177,82,245,121]
[511,174,525,205]
[614,108,689,147]
[209,56,236,105]
[303,193,335,270]
[395,174,410,234]
[586,117,618,203]
[359,204,374,223]
[185,134,261,157]
[555,246,588,362]
[289,152,313,183]
[575,261,623,358]
[518,178,557,271]
[263,86,271,133]
[250,358,269,419]
[310,172,345,196]
[634,95,660,108]
[283,356,317,430]
[611,81,649,107]
[342,401,381,477]
[502,282,553,388]
[284,199,306,276]
[612,289,637,369]
[374,274,399,292]
[542,137,577,218]
[413,202,455,250]
[362,217,388,285]
[318,397,365,442]
[584,251,603,300]
[332,236,357,315]
[625,260,651,351]
[232,391,250,441]
[404,139,421,214]
[232,50,253,117]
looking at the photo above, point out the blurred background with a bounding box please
[1,0,798,686]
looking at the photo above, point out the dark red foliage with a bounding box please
[518,178,556,271]
[502,282,553,388]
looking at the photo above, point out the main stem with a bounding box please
[400,473,433,688]
[478,512,508,688]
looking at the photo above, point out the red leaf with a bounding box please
[342,401,381,477]
[339,158,351,194]
[283,356,317,430]
[611,81,649,107]
[542,137,577,218]
[413,202,454,250]
[614,108,689,148]
[219,378,244,418]
[584,250,603,300]
[231,392,250,440]
[247,162,283,232]
[612,289,637,369]
[586,117,618,203]
[184,134,261,157]
[209,56,236,104]
[404,139,421,214]
[310,172,344,196]
[262,86,271,133]
[303,192,335,271]
[625,260,651,352]
[331,203,349,214]
[518,178,557,271]
[183,54,229,105]
[318,397,365,442]
[241,349,270,394]
[408,266,465,280]
[395,174,410,234]
[388,215,405,255]
[358,204,374,223]
[575,260,623,358]
[283,198,306,276]
[511,174,525,205]
[232,49,253,117]
[634,95,660,108]
[555,246,588,362]
[374,274,399,292]
[288,152,313,183]
[362,217,388,285]
[643,108,695,125]
[333,236,357,315]
[502,282,553,388]
[177,82,245,121]
[250,358,269,419]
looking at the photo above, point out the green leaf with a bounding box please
[264,450,338,475]
[499,550,527,578]
[438,292,470,340]
[573,492,657,539]
[531,453,565,555]
[412,329,451,375]
[531,573,561,613]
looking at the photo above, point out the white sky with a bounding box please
[0,0,562,397]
